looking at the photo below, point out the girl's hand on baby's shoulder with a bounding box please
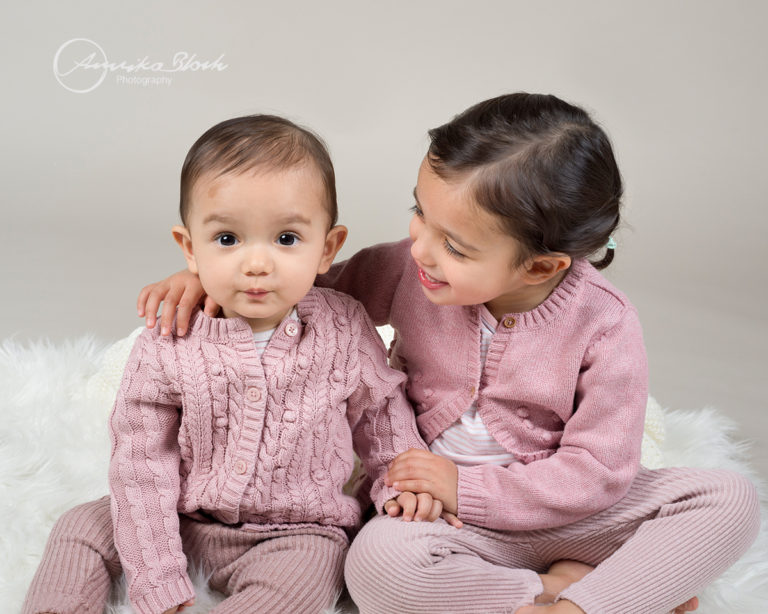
[137,269,217,336]
[386,449,459,517]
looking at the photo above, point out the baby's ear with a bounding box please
[317,225,348,274]
[523,253,571,284]
[172,226,198,274]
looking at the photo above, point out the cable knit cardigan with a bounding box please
[108,286,426,613]
[318,238,649,533]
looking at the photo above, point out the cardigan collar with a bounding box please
[183,287,326,343]
[467,258,588,331]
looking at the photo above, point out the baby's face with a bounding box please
[176,165,344,332]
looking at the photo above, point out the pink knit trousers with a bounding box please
[345,467,760,614]
[23,496,347,614]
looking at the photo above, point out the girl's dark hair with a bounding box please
[427,93,622,269]
[180,114,337,227]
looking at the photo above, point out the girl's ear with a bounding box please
[523,253,572,284]
[172,226,199,274]
[317,225,348,274]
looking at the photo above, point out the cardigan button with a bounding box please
[234,460,248,475]
[285,321,299,337]
[502,317,516,328]
[246,387,261,402]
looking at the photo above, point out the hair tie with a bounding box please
[606,236,617,250]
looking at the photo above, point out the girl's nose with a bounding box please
[409,216,433,265]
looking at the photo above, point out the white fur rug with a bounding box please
[2,329,767,613]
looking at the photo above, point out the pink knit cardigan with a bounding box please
[318,239,649,533]
[109,286,426,613]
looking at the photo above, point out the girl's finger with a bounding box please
[392,479,432,496]
[142,286,165,328]
[441,511,463,529]
[159,288,185,335]
[203,294,220,317]
[174,287,204,336]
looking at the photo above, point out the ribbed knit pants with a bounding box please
[22,496,347,614]
[345,467,760,614]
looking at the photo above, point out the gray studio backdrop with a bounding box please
[2,1,767,477]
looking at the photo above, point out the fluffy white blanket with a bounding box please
[2,329,767,613]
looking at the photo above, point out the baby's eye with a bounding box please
[277,233,299,246]
[215,233,238,247]
[409,204,424,217]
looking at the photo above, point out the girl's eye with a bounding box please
[409,204,424,217]
[216,234,238,247]
[277,233,299,246]
[443,239,466,259]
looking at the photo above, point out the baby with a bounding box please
[23,114,435,614]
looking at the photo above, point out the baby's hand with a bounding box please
[384,492,463,528]
[162,598,195,614]
[384,491,440,522]
[386,449,459,516]
[137,269,217,336]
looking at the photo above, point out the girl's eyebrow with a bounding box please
[412,187,479,253]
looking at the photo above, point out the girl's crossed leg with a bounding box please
[345,467,759,614]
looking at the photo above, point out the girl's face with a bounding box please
[409,158,565,319]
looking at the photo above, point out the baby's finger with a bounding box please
[383,499,402,517]
[426,497,443,522]
[413,492,434,521]
[397,491,417,521]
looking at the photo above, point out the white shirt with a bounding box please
[428,306,518,467]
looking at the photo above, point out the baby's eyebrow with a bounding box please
[277,213,313,226]
[201,213,237,225]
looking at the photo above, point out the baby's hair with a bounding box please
[427,93,622,269]
[180,114,338,227]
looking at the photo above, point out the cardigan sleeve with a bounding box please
[316,238,411,326]
[343,301,428,511]
[456,309,648,531]
[108,329,196,614]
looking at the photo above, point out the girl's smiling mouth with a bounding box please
[417,268,448,290]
